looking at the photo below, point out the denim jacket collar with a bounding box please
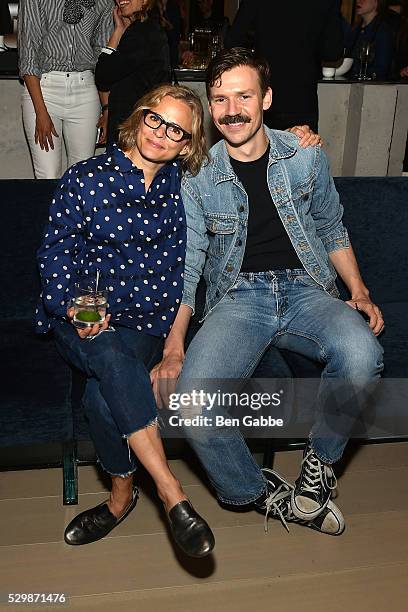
[210,126,296,185]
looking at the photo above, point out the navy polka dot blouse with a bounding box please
[35,145,186,338]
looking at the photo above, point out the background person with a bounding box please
[181,0,229,67]
[35,84,214,558]
[159,0,182,70]
[18,0,113,179]
[225,0,343,132]
[395,0,408,75]
[95,0,172,146]
[394,1,408,170]
[190,0,228,35]
[346,0,396,79]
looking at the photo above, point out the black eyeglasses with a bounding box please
[142,109,192,142]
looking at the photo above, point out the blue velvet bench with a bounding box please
[1,177,407,504]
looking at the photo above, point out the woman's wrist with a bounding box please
[35,104,49,117]
[108,29,124,48]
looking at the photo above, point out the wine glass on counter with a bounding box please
[358,42,375,81]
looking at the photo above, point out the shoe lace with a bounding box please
[300,450,337,495]
[263,484,293,534]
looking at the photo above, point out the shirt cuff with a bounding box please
[181,294,196,316]
[321,227,350,253]
[19,63,42,79]
[101,46,117,55]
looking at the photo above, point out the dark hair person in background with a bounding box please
[95,0,171,146]
[190,0,227,34]
[394,1,408,170]
[159,0,182,70]
[395,0,408,76]
[346,0,396,80]
[225,0,343,133]
[383,1,403,31]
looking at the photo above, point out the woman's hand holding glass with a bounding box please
[67,306,111,339]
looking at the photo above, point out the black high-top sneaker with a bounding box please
[291,441,337,521]
[255,468,344,535]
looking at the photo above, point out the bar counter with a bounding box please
[1,58,407,178]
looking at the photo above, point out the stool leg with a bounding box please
[62,441,78,505]
[263,440,275,469]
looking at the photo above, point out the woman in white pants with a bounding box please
[18,0,113,179]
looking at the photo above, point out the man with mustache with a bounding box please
[152,47,384,532]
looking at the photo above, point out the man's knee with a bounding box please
[329,328,383,377]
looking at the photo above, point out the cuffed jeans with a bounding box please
[54,322,164,476]
[177,270,384,506]
[22,71,100,179]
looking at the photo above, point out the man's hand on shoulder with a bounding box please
[288,125,322,148]
[345,296,384,336]
[150,350,184,408]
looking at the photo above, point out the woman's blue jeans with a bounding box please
[177,270,384,505]
[54,322,163,476]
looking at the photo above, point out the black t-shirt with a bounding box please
[230,145,302,273]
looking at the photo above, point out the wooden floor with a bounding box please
[1,442,407,611]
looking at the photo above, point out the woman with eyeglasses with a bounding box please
[35,84,214,558]
[95,0,172,146]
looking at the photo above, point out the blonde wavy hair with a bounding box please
[118,84,209,176]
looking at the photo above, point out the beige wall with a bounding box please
[1,78,407,179]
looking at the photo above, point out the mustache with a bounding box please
[219,114,251,125]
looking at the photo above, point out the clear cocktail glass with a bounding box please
[73,281,108,329]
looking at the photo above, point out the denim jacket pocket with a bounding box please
[291,176,315,213]
[204,213,238,256]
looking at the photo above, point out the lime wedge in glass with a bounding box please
[75,311,102,323]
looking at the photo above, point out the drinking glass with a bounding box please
[73,280,108,329]
[192,27,211,68]
[210,34,223,60]
[358,42,374,81]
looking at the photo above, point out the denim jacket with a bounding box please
[181,127,349,318]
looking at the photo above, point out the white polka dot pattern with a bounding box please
[35,145,186,338]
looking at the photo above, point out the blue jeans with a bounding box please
[54,322,163,476]
[178,270,384,505]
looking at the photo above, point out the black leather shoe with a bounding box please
[167,500,215,558]
[64,487,138,545]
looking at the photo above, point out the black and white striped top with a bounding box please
[18,0,113,78]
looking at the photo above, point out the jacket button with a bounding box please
[239,205,245,212]
[226,264,233,272]
[236,239,242,246]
